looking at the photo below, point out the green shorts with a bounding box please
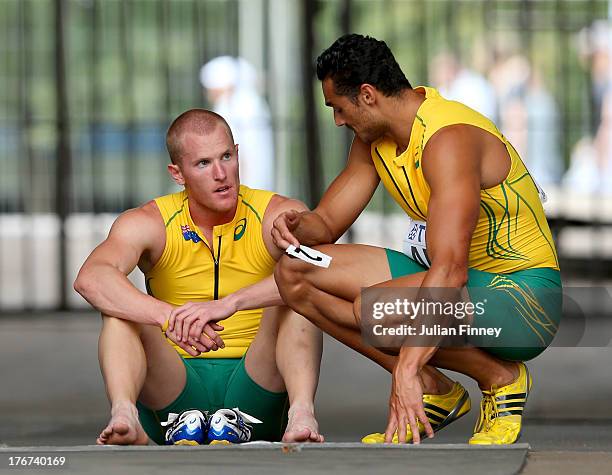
[137,352,288,445]
[385,248,562,362]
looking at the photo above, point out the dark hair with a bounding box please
[316,34,412,100]
[166,109,234,164]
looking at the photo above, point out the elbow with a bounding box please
[430,260,469,288]
[451,270,468,288]
[321,223,335,245]
[445,262,468,288]
[73,269,95,300]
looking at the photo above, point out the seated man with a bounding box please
[273,34,561,445]
[75,109,323,445]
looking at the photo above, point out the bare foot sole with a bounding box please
[97,404,149,445]
[282,408,324,443]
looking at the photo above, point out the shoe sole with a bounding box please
[173,440,200,446]
[209,440,233,445]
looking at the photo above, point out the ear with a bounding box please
[359,84,376,106]
[167,163,185,186]
[234,144,241,182]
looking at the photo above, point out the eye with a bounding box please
[222,152,232,161]
[198,160,210,167]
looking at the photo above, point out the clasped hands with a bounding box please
[163,299,235,356]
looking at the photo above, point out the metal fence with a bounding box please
[1,0,611,311]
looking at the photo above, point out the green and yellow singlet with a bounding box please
[145,185,276,358]
[372,86,559,273]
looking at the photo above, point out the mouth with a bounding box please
[214,185,232,194]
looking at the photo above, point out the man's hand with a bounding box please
[385,364,434,444]
[271,209,303,250]
[168,299,235,348]
[164,323,224,356]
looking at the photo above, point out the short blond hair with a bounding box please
[166,109,234,165]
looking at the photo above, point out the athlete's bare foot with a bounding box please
[282,405,324,443]
[96,401,149,445]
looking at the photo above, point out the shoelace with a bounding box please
[479,390,499,432]
[161,409,206,428]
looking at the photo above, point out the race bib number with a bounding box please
[286,244,332,268]
[402,218,431,268]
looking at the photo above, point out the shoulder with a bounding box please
[109,200,164,240]
[240,187,307,219]
[422,125,482,186]
[424,124,481,156]
[421,93,479,124]
[264,194,308,221]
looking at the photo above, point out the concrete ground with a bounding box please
[0,312,610,474]
[0,444,531,475]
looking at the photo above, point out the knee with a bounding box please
[274,254,312,303]
[101,314,141,336]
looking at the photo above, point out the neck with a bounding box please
[383,88,426,154]
[188,197,236,232]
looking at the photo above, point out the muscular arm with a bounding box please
[273,136,380,248]
[384,125,483,444]
[263,195,309,260]
[397,125,482,369]
[74,204,171,327]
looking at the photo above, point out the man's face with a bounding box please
[171,125,240,215]
[322,77,386,143]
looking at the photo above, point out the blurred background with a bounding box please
[2,0,612,309]
[0,0,611,449]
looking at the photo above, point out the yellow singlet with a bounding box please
[145,185,276,358]
[372,86,559,273]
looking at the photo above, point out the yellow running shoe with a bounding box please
[469,362,532,445]
[361,382,471,443]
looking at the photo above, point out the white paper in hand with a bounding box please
[286,245,332,268]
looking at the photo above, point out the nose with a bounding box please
[334,111,345,127]
[211,160,227,181]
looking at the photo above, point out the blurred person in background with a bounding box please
[564,90,612,193]
[577,20,612,130]
[430,51,498,122]
[490,54,562,186]
[200,56,275,191]
[74,110,323,446]
[563,20,612,193]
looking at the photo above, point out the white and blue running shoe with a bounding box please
[207,408,262,445]
[162,409,209,446]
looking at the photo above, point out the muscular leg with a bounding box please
[275,244,518,392]
[97,315,186,445]
[276,245,400,370]
[275,245,452,393]
[242,306,324,442]
[276,308,323,442]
